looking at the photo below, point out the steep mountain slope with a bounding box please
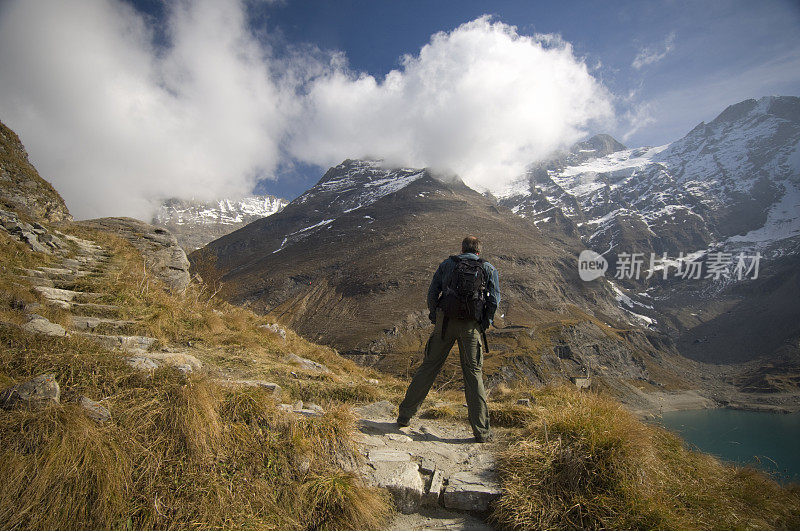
[191,160,695,406]
[0,120,71,223]
[152,195,287,251]
[499,96,800,378]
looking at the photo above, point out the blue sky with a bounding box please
[257,0,800,142]
[0,0,798,217]
[136,0,800,198]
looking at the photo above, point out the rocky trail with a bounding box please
[7,227,205,374]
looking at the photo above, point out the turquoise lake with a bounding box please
[657,409,800,483]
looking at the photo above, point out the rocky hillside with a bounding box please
[0,120,71,223]
[152,195,287,251]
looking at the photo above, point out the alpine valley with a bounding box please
[191,96,800,414]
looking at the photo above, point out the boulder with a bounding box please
[0,374,60,410]
[20,231,51,254]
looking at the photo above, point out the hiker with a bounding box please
[397,236,500,443]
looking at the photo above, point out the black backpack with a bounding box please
[439,256,487,321]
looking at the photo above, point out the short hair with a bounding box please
[462,236,482,254]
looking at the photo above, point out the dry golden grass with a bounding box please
[491,385,800,530]
[0,326,392,529]
[0,223,399,529]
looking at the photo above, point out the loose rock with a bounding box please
[80,396,111,422]
[0,373,60,410]
[285,353,330,373]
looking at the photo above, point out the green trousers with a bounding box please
[398,309,491,438]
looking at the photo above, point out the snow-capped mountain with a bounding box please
[152,195,287,250]
[500,96,800,259]
[271,159,428,253]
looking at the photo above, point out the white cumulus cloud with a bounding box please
[0,0,291,220]
[290,16,614,192]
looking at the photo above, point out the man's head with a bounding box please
[462,236,482,255]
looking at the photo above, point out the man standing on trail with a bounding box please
[397,236,500,443]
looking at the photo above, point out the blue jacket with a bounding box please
[427,253,501,324]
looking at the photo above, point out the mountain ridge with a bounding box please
[152,194,287,251]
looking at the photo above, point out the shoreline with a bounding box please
[624,385,800,418]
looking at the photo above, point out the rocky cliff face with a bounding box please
[0,120,71,223]
[152,195,287,251]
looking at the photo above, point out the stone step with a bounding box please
[21,315,68,337]
[17,275,55,288]
[61,258,84,269]
[61,301,123,317]
[78,332,157,353]
[365,461,425,514]
[34,286,106,303]
[145,351,203,373]
[125,352,203,374]
[21,267,87,282]
[69,315,138,332]
[39,266,78,276]
[441,471,502,512]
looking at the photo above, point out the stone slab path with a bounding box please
[353,401,500,529]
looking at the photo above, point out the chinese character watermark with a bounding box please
[578,250,761,281]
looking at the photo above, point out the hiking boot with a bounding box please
[474,432,493,443]
[396,416,410,428]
